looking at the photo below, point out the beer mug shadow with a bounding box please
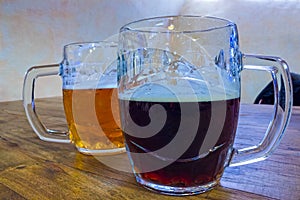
[74,152,132,174]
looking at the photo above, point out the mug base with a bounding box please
[135,175,219,196]
[76,146,126,156]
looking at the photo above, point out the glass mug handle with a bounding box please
[230,54,293,166]
[23,64,70,143]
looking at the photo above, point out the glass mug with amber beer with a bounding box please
[117,16,293,195]
[23,41,125,155]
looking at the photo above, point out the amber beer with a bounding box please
[63,88,124,152]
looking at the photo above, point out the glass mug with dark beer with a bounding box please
[23,41,125,155]
[117,16,292,195]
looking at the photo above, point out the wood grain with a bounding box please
[0,98,299,199]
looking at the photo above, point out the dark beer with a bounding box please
[119,97,240,187]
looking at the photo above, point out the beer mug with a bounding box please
[23,41,125,155]
[117,16,292,195]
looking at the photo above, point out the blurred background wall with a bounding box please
[1,0,299,103]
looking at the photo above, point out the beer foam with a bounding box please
[118,48,241,102]
[62,61,118,90]
[119,81,240,102]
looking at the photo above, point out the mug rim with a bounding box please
[120,15,236,34]
[63,40,118,52]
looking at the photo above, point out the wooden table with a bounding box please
[0,98,299,200]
